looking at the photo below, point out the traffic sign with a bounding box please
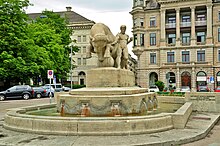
[210,76,214,83]
[47,70,53,79]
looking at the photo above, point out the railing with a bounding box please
[181,22,191,27]
[195,20,206,26]
[166,23,176,28]
[167,43,176,47]
[196,42,206,45]
[181,42,191,46]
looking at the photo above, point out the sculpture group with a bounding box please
[86,23,132,69]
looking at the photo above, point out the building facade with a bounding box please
[130,0,220,91]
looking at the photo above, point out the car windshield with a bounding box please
[216,87,220,90]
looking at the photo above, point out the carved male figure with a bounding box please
[112,25,132,69]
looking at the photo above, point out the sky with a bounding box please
[26,0,136,58]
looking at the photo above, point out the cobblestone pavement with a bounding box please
[0,98,220,146]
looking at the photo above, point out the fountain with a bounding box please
[3,23,192,136]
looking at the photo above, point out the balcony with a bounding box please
[195,20,206,26]
[181,22,191,27]
[166,23,176,29]
[196,42,206,45]
[167,43,176,47]
[181,42,191,46]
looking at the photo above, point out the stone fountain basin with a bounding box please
[3,102,192,136]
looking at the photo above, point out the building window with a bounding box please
[83,35,86,42]
[182,51,190,62]
[219,11,220,21]
[197,32,205,43]
[168,34,176,44]
[150,53,156,64]
[140,18,144,26]
[197,14,206,21]
[134,18,137,27]
[83,58,86,65]
[218,50,220,62]
[167,52,175,63]
[150,17,156,27]
[197,50,205,62]
[77,36,81,42]
[218,28,220,42]
[168,16,176,23]
[182,15,190,22]
[150,33,156,46]
[83,46,86,53]
[182,33,190,44]
[77,58,81,65]
[140,34,144,46]
[134,34,137,46]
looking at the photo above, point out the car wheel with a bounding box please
[0,95,5,101]
[23,94,30,100]
[36,93,42,99]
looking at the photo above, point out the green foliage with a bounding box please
[155,81,165,91]
[27,10,78,81]
[63,84,86,89]
[157,91,185,97]
[0,0,31,82]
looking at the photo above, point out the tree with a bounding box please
[27,10,79,82]
[155,81,165,91]
[0,0,31,85]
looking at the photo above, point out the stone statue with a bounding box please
[112,25,132,69]
[86,23,115,67]
[86,23,132,69]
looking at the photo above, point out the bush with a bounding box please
[63,84,86,89]
[155,81,165,91]
[157,91,185,97]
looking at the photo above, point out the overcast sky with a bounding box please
[26,0,135,58]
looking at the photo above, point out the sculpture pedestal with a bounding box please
[86,67,135,87]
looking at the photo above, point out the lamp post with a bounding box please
[70,45,73,89]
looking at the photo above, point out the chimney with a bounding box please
[66,7,72,12]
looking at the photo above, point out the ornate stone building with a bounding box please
[130,0,220,91]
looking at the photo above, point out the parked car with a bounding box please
[180,86,190,92]
[149,85,159,92]
[63,86,71,92]
[197,85,209,92]
[44,84,71,92]
[214,86,220,92]
[41,85,55,97]
[44,83,63,92]
[0,85,34,101]
[32,87,47,98]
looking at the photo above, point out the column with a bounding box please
[160,9,166,47]
[176,68,180,91]
[206,4,213,44]
[176,8,180,46]
[137,34,140,46]
[191,67,196,92]
[190,6,196,45]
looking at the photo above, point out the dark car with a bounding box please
[197,85,209,92]
[32,87,47,98]
[0,85,34,101]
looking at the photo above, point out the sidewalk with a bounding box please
[0,112,219,146]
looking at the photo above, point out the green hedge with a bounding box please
[63,84,86,89]
[157,91,185,97]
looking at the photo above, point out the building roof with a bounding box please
[28,7,95,25]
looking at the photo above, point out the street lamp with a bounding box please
[70,45,73,89]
